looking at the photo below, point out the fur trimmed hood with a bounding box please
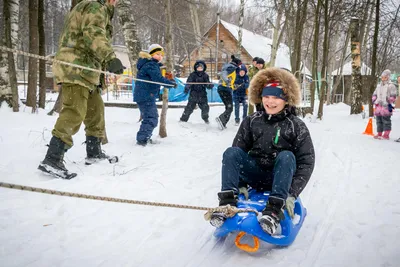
[249,67,301,107]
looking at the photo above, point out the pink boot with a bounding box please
[374,132,382,139]
[382,131,391,140]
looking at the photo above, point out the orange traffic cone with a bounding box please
[363,118,374,136]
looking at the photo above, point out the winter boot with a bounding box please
[374,132,383,139]
[85,136,118,165]
[136,138,160,147]
[395,137,400,143]
[204,118,210,124]
[38,136,77,179]
[259,196,286,235]
[210,190,238,228]
[382,131,391,140]
[235,118,240,126]
[215,117,226,130]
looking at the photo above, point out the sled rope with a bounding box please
[0,182,258,216]
[0,45,215,86]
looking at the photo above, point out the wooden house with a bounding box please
[182,20,307,78]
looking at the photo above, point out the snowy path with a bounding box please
[1,104,399,266]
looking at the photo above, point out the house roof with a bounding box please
[219,20,311,75]
[331,61,372,75]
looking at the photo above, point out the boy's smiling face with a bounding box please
[262,95,286,115]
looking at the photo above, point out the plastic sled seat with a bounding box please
[213,190,307,250]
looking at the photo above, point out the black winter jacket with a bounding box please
[232,107,315,198]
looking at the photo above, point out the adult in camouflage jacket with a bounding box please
[38,0,124,179]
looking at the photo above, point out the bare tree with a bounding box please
[368,0,379,117]
[291,0,309,80]
[26,0,39,111]
[118,0,141,76]
[237,0,244,56]
[270,0,288,67]
[310,0,321,110]
[0,0,19,111]
[350,17,363,114]
[317,0,329,119]
[188,0,202,55]
[159,0,174,138]
[38,0,46,109]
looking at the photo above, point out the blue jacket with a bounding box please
[233,64,249,97]
[134,51,175,103]
[233,74,249,97]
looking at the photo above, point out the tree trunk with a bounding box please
[118,0,141,76]
[317,0,329,119]
[361,2,375,60]
[159,0,174,138]
[270,0,285,67]
[350,18,362,115]
[292,0,309,81]
[0,0,19,110]
[189,0,202,55]
[26,0,39,111]
[330,29,350,104]
[368,0,379,117]
[310,0,321,110]
[237,0,244,56]
[38,0,46,109]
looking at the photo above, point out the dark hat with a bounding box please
[252,57,259,62]
[256,58,265,65]
[231,55,242,66]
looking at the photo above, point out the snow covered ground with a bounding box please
[0,103,399,267]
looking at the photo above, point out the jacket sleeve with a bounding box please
[146,63,175,87]
[232,117,253,152]
[388,84,397,104]
[82,3,116,63]
[184,73,195,93]
[290,119,315,198]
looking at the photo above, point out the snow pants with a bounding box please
[136,101,158,143]
[221,147,296,200]
[180,92,209,122]
[52,84,105,147]
[217,86,233,127]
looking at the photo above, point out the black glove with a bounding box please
[107,58,124,74]
[207,83,214,89]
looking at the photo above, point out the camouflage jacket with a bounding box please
[53,0,116,91]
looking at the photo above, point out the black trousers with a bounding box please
[217,86,233,127]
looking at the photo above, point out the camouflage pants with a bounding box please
[52,84,105,147]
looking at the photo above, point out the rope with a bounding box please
[0,45,173,87]
[0,182,259,218]
[0,45,218,86]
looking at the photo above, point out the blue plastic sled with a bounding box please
[214,190,307,247]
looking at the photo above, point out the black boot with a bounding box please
[210,190,238,228]
[259,196,286,235]
[38,136,77,179]
[85,136,118,165]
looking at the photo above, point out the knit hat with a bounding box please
[148,44,164,56]
[381,69,391,77]
[231,55,241,66]
[262,81,287,101]
[249,67,301,107]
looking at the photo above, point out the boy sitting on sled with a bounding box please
[210,67,315,235]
